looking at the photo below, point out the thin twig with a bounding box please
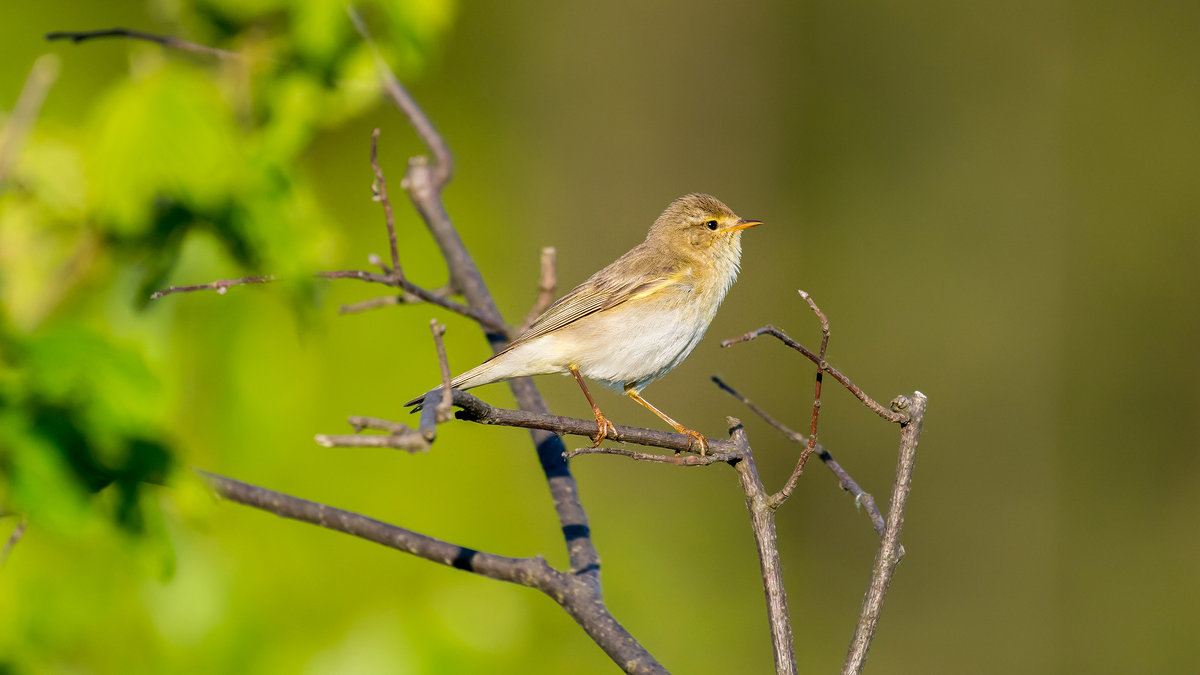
[773,290,831,507]
[315,430,429,453]
[150,275,275,299]
[417,320,453,440]
[1,516,29,566]
[46,28,240,60]
[712,376,887,537]
[519,246,557,334]
[347,7,453,188]
[565,446,735,466]
[432,321,453,423]
[0,54,60,186]
[843,392,926,674]
[370,129,402,278]
[150,268,507,334]
[722,324,906,424]
[348,416,411,433]
[338,294,402,314]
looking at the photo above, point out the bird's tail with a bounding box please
[403,357,506,410]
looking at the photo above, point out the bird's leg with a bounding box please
[570,365,617,447]
[625,389,709,456]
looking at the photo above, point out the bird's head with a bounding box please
[646,193,762,267]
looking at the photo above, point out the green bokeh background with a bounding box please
[2,1,1198,673]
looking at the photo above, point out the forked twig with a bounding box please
[773,290,831,507]
[370,128,402,278]
[711,376,887,537]
[723,323,906,424]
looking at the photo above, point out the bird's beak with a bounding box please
[723,219,763,233]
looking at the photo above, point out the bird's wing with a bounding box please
[499,249,688,355]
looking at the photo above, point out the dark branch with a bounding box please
[447,389,735,455]
[337,21,652,669]
[198,470,559,586]
[46,28,239,59]
[197,469,665,674]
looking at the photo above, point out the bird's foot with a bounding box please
[590,413,619,447]
[682,429,709,456]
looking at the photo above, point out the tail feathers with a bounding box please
[404,358,504,410]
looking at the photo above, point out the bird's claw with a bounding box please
[590,415,618,447]
[684,429,709,456]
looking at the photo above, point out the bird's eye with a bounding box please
[705,220,719,231]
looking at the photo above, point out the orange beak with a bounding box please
[723,219,763,233]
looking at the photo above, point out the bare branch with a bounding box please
[447,389,734,455]
[348,416,411,433]
[712,376,887,537]
[843,392,926,674]
[197,471,666,674]
[338,294,403,314]
[370,128,402,277]
[725,420,796,675]
[519,246,557,334]
[150,275,275,299]
[0,54,60,186]
[774,290,832,507]
[722,323,906,424]
[432,321,454,423]
[315,430,429,453]
[198,470,556,583]
[565,446,736,466]
[417,320,454,440]
[347,8,453,188]
[46,28,240,60]
[150,266,507,334]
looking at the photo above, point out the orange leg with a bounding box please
[571,366,618,446]
[625,389,709,456]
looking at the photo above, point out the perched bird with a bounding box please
[405,193,760,454]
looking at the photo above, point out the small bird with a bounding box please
[405,193,761,454]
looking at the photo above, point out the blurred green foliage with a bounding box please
[2,1,1199,674]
